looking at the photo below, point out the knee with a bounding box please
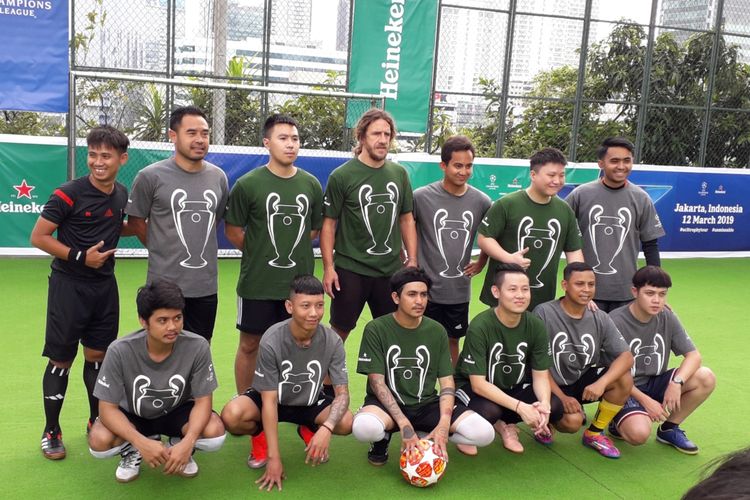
[334,411,353,436]
[87,423,116,451]
[83,348,106,363]
[203,413,226,438]
[238,334,261,355]
[220,399,245,433]
[619,420,651,446]
[50,359,73,369]
[693,366,716,392]
[555,413,584,434]
[352,412,385,443]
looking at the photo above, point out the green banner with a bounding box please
[0,140,66,248]
[347,0,438,133]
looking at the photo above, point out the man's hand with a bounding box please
[323,267,340,299]
[510,247,531,270]
[85,241,116,269]
[582,380,606,402]
[400,424,420,456]
[560,394,583,414]
[532,401,551,430]
[256,456,284,492]
[136,437,169,469]
[586,300,599,312]
[516,401,544,429]
[304,428,331,466]
[463,259,486,278]
[425,424,450,462]
[662,382,682,415]
[163,439,193,475]
[642,395,669,422]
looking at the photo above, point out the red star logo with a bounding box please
[13,179,35,199]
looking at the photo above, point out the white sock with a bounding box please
[450,412,495,447]
[352,412,386,443]
[195,433,226,452]
[89,441,127,459]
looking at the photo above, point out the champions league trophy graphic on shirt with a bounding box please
[488,342,527,386]
[359,182,399,255]
[133,374,185,417]
[517,216,560,288]
[588,205,632,275]
[387,345,430,404]
[171,189,217,269]
[630,335,665,376]
[551,332,595,385]
[278,360,322,406]
[266,193,308,268]
[434,209,473,278]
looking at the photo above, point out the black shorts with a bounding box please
[121,400,195,438]
[236,297,290,335]
[183,294,217,342]
[424,301,469,339]
[612,369,675,428]
[361,394,470,432]
[43,272,119,362]
[559,366,609,403]
[456,383,563,425]
[242,388,332,429]
[330,266,396,332]
[593,299,633,313]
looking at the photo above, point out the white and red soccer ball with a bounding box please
[399,439,447,488]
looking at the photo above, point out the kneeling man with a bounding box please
[88,280,225,482]
[352,267,494,466]
[534,262,633,458]
[221,275,352,492]
[609,266,715,454]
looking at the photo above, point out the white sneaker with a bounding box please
[115,444,142,483]
[167,437,199,478]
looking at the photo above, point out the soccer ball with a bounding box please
[399,439,447,488]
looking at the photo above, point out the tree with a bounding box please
[130,84,168,141]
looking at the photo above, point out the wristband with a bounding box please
[68,248,86,268]
[321,423,334,434]
[514,400,521,413]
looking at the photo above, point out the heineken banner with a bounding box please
[0,0,69,112]
[347,0,439,133]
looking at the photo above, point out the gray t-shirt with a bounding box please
[609,305,696,386]
[94,330,218,419]
[126,158,229,297]
[566,180,665,301]
[413,182,491,304]
[533,299,629,386]
[253,319,348,406]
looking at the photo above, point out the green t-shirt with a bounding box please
[225,166,323,300]
[479,190,582,310]
[455,309,552,390]
[357,314,452,408]
[323,158,413,277]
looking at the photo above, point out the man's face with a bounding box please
[632,285,668,317]
[140,308,183,345]
[169,114,209,162]
[87,144,127,185]
[285,292,325,333]
[599,146,633,187]
[360,118,392,163]
[492,272,530,314]
[529,162,565,198]
[263,123,300,167]
[393,281,428,320]
[562,270,596,307]
[441,149,474,189]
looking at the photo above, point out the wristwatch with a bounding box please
[672,375,684,386]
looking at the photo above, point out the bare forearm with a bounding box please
[224,224,245,250]
[477,234,514,262]
[324,385,350,428]
[547,372,566,400]
[599,352,633,387]
[565,249,584,263]
[320,218,336,269]
[127,217,148,246]
[181,396,212,446]
[261,396,281,460]
[675,351,702,382]
[370,375,410,429]
[399,213,417,262]
[531,370,551,406]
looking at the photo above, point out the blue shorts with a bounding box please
[611,369,675,427]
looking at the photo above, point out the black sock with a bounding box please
[660,421,677,431]
[83,361,101,422]
[42,361,70,431]
[322,384,335,398]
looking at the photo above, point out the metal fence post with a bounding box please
[569,0,593,161]
[698,0,725,168]
[496,0,517,158]
[634,0,659,164]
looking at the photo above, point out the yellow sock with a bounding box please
[589,399,623,432]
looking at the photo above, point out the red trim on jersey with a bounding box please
[53,189,74,207]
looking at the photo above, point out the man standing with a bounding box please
[413,135,491,364]
[221,276,352,492]
[88,280,225,482]
[566,137,665,312]
[352,268,494,466]
[127,106,229,341]
[455,264,563,454]
[533,262,634,458]
[608,266,715,454]
[321,109,418,344]
[224,114,323,467]
[31,126,131,460]
[478,147,583,312]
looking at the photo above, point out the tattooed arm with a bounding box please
[368,373,419,452]
[426,376,454,460]
[306,384,351,466]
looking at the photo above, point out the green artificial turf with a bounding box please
[1,257,747,499]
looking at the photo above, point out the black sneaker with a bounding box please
[367,433,391,466]
[41,428,66,460]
